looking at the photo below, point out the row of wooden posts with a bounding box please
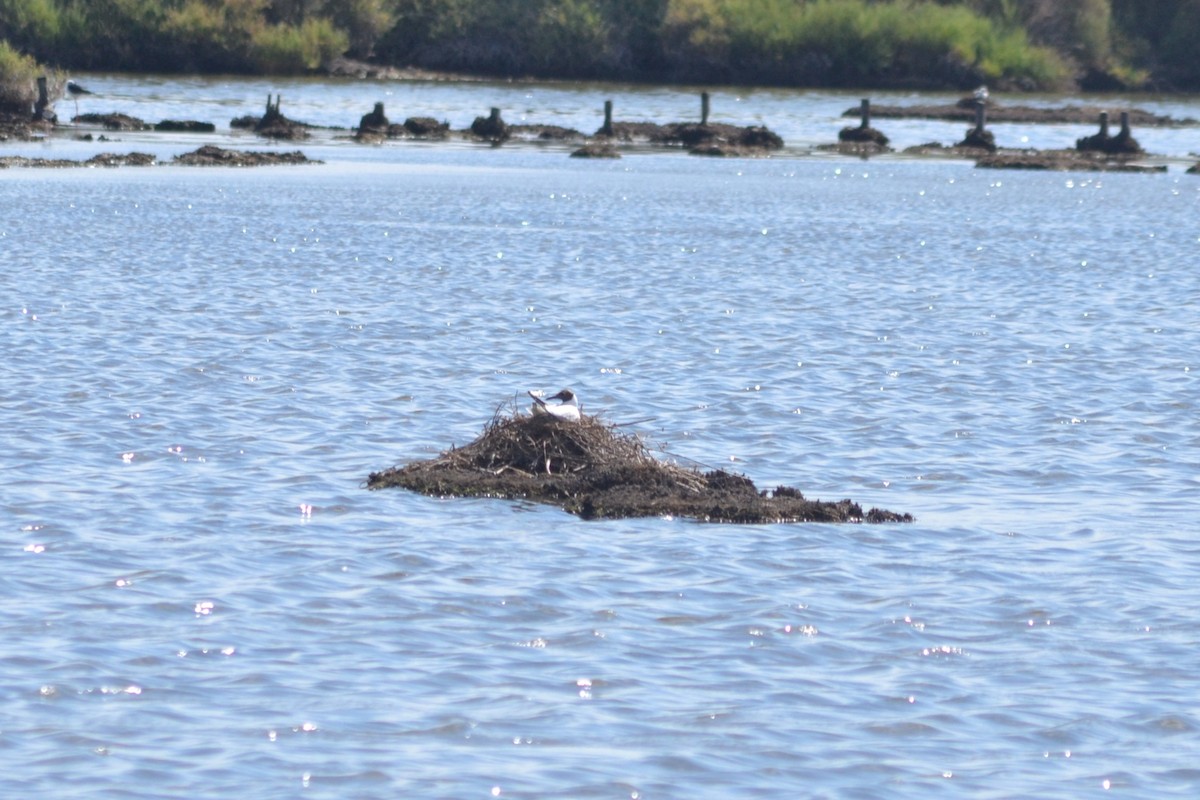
[848,96,1141,152]
[597,91,712,135]
[34,73,1143,153]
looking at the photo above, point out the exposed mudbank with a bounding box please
[73,112,150,130]
[897,141,1165,172]
[0,110,53,141]
[594,120,783,156]
[349,102,782,155]
[0,146,320,169]
[843,99,1198,127]
[975,150,1164,172]
[172,145,320,166]
[6,88,1196,171]
[1,151,156,168]
[368,409,913,524]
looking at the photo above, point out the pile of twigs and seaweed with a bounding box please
[367,404,913,524]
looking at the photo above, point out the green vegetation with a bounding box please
[2,0,1200,91]
[659,0,1065,88]
[0,37,51,111]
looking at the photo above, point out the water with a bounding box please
[2,77,1200,799]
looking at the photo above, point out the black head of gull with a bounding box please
[528,388,581,421]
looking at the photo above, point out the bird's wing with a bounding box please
[527,390,547,407]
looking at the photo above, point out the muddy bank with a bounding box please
[896,141,1166,172]
[367,409,912,524]
[0,151,156,168]
[172,145,320,166]
[597,120,782,153]
[843,100,1197,127]
[0,146,319,169]
[154,119,216,133]
[347,100,783,156]
[571,143,621,159]
[974,149,1165,172]
[74,112,150,130]
[0,110,53,141]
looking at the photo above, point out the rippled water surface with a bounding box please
[2,77,1200,799]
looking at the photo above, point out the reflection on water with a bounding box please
[2,107,1200,798]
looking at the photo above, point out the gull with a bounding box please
[65,80,92,117]
[973,85,989,104]
[528,388,581,421]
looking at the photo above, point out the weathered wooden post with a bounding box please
[1111,110,1143,154]
[1099,111,1110,138]
[33,76,50,120]
[357,101,388,135]
[602,99,613,136]
[839,96,889,147]
[973,100,987,134]
[957,95,996,151]
[701,91,710,126]
[470,106,509,142]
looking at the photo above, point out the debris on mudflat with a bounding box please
[0,151,155,168]
[172,145,320,166]
[836,98,891,154]
[571,143,620,159]
[975,149,1163,172]
[367,406,913,524]
[597,120,783,154]
[842,102,1196,127]
[393,116,450,139]
[230,94,313,140]
[470,107,509,142]
[73,112,149,130]
[153,119,216,133]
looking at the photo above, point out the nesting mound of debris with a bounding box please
[368,409,913,524]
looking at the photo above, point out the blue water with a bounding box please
[2,78,1200,798]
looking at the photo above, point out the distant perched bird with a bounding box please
[65,80,92,116]
[529,388,581,421]
[973,85,989,104]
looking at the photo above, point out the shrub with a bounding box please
[662,0,1068,88]
[251,18,347,73]
[0,37,44,111]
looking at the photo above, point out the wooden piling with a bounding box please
[1099,111,1110,137]
[701,92,710,126]
[1111,110,1143,154]
[470,107,509,142]
[958,99,996,151]
[602,99,613,137]
[859,98,870,129]
[33,76,49,120]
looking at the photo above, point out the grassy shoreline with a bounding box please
[3,1,1200,97]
